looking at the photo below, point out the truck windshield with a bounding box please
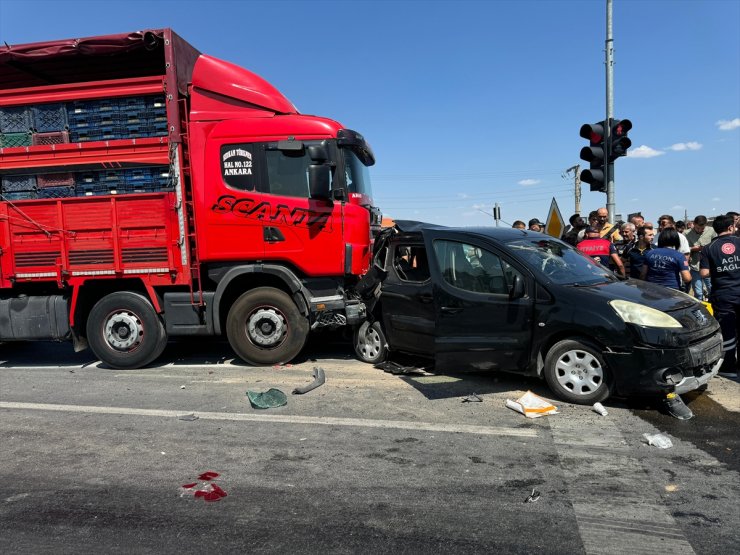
[343,150,374,198]
[506,238,617,285]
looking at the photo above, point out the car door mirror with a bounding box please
[510,274,525,299]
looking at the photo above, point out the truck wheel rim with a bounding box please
[104,311,143,351]
[358,326,381,359]
[247,308,286,347]
[554,349,603,396]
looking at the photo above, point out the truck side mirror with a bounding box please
[308,143,329,162]
[309,164,331,200]
[510,274,525,299]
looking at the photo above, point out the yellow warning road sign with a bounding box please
[545,198,565,238]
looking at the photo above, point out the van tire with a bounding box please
[226,287,308,366]
[544,339,613,404]
[87,292,167,369]
[353,321,388,364]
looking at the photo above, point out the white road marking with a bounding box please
[0,401,537,437]
[549,416,695,555]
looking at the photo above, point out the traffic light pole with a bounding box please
[605,0,615,222]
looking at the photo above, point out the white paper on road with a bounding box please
[505,390,559,418]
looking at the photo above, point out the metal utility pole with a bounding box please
[564,165,582,214]
[493,203,501,227]
[605,0,615,222]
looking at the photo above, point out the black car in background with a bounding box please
[353,221,723,404]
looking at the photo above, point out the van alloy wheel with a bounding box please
[543,339,613,404]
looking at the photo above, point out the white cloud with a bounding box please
[667,142,702,151]
[630,198,639,202]
[518,179,540,186]
[457,193,470,199]
[711,197,721,202]
[716,118,740,131]
[627,145,665,158]
[671,205,685,211]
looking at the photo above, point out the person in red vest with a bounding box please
[577,226,626,277]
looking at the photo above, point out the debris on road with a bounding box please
[524,488,541,503]
[462,393,483,403]
[506,391,558,418]
[247,388,288,409]
[374,361,431,376]
[292,366,326,395]
[177,413,199,421]
[592,402,608,416]
[643,433,673,449]
[181,471,227,502]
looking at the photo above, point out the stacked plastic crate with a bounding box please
[76,166,170,196]
[31,103,76,199]
[0,106,34,200]
[0,105,32,148]
[67,95,167,142]
[1,95,169,201]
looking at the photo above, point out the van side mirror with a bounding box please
[309,164,331,199]
[510,274,525,299]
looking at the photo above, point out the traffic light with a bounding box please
[579,121,606,193]
[609,118,632,159]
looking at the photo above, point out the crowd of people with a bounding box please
[514,208,740,380]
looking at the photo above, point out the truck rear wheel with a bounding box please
[226,287,308,365]
[87,292,167,369]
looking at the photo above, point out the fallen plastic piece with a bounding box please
[194,483,228,502]
[374,361,431,375]
[643,433,673,449]
[181,471,227,502]
[505,391,558,418]
[292,366,326,395]
[592,402,608,416]
[177,413,199,421]
[524,488,541,503]
[462,393,483,403]
[247,388,288,409]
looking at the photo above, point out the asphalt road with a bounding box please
[1,338,738,554]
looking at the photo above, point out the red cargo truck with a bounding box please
[0,29,381,368]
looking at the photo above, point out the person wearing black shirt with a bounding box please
[700,214,740,379]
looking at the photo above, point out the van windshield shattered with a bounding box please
[506,238,617,285]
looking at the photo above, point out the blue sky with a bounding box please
[1,0,738,227]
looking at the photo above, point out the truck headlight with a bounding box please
[609,300,682,328]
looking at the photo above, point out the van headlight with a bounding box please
[609,300,682,328]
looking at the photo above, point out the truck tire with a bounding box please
[87,292,167,369]
[226,287,308,366]
[543,338,613,404]
[353,321,388,364]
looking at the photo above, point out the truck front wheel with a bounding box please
[226,287,308,366]
[87,292,167,369]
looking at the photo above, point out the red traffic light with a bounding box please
[613,118,632,137]
[580,122,606,145]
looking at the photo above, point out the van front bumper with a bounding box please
[602,331,723,396]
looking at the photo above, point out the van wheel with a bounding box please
[354,321,388,364]
[544,339,612,404]
[226,287,308,365]
[87,292,167,369]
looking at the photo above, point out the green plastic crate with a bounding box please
[0,132,32,148]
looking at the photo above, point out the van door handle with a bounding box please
[441,306,463,314]
[419,294,434,303]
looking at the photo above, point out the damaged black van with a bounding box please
[353,221,723,404]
